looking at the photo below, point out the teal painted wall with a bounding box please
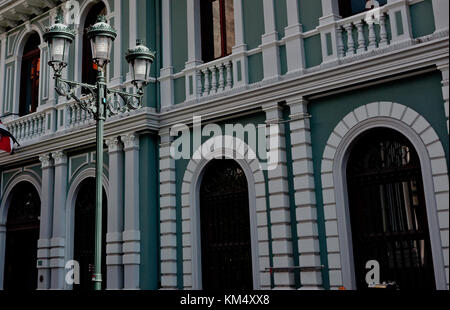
[275,0,288,39]
[174,76,186,105]
[248,53,264,84]
[410,0,436,38]
[243,0,265,50]
[299,0,322,32]
[139,134,160,289]
[308,71,449,289]
[171,0,188,73]
[279,44,288,76]
[304,34,322,68]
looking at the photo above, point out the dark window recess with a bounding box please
[19,33,41,117]
[200,159,253,290]
[3,182,41,291]
[339,0,387,18]
[82,2,107,93]
[201,0,235,62]
[73,177,107,291]
[347,128,436,290]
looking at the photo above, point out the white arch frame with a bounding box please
[63,167,109,290]
[181,135,271,290]
[12,26,44,116]
[321,102,449,290]
[0,173,42,290]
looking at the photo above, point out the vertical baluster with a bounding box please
[367,18,377,50]
[210,65,217,94]
[70,105,75,126]
[345,23,355,56]
[336,26,345,58]
[355,21,366,53]
[26,119,31,139]
[82,109,87,123]
[202,68,210,97]
[218,63,225,92]
[31,116,36,137]
[77,106,82,125]
[225,61,233,90]
[196,70,202,96]
[379,13,388,47]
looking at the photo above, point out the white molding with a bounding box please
[432,0,449,32]
[321,102,449,290]
[181,136,269,290]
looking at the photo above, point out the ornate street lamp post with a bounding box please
[44,15,155,290]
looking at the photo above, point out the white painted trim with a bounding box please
[321,102,449,290]
[63,167,109,290]
[181,136,269,290]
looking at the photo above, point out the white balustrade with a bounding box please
[198,56,234,97]
[5,111,46,143]
[336,7,392,58]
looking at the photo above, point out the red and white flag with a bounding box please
[0,121,19,154]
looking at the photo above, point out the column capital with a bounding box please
[286,97,309,116]
[262,102,284,121]
[39,154,53,169]
[52,151,67,166]
[121,133,140,151]
[105,136,123,154]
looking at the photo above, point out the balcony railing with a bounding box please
[197,56,234,97]
[336,8,391,58]
[5,110,47,143]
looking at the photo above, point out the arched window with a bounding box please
[201,0,235,62]
[3,182,41,291]
[73,177,107,290]
[19,33,41,117]
[346,128,435,289]
[199,159,253,290]
[338,0,387,18]
[82,2,107,91]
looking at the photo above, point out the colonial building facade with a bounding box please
[0,0,448,290]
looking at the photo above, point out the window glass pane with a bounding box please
[224,0,235,55]
[212,0,222,59]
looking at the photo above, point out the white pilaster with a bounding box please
[287,97,323,289]
[159,130,178,289]
[261,0,280,80]
[432,0,449,32]
[105,137,124,289]
[184,0,203,102]
[126,0,138,82]
[109,0,123,86]
[0,33,6,116]
[50,151,68,289]
[73,25,84,98]
[37,154,54,290]
[0,225,5,290]
[318,0,341,64]
[284,0,305,74]
[262,102,295,289]
[437,62,449,134]
[121,133,140,289]
[386,0,412,44]
[161,0,175,107]
[232,0,248,87]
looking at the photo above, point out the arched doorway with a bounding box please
[199,159,253,290]
[73,177,107,290]
[346,128,436,289]
[3,182,41,290]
